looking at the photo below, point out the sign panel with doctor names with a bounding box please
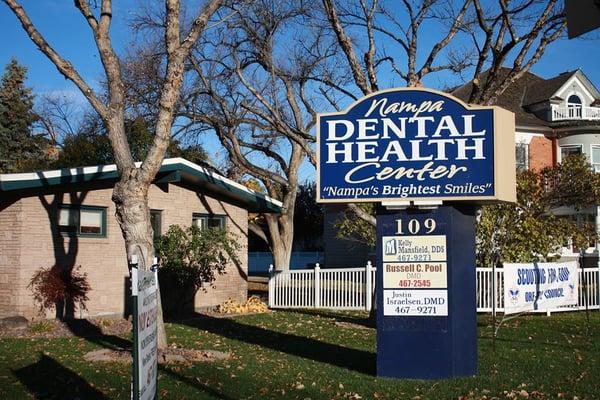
[382,235,448,316]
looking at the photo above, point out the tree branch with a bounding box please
[3,0,107,118]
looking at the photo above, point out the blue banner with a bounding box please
[317,89,496,202]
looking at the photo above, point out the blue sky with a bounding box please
[1,1,599,181]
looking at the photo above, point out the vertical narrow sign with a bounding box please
[376,206,478,379]
[132,266,158,400]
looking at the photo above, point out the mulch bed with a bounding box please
[83,347,231,364]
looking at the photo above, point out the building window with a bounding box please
[592,145,600,172]
[150,210,162,240]
[58,206,107,237]
[515,143,528,171]
[192,213,226,230]
[566,94,583,118]
[560,145,582,162]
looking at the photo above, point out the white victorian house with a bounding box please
[454,68,600,263]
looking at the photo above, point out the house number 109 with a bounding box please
[395,218,436,235]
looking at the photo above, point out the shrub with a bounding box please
[28,265,91,317]
[155,225,240,316]
[30,320,54,334]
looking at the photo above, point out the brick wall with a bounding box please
[0,200,23,317]
[529,136,554,171]
[2,182,248,320]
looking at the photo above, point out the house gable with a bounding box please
[554,71,600,106]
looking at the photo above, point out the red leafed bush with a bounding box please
[28,265,91,314]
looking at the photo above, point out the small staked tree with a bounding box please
[0,58,45,173]
[155,225,240,316]
[2,0,224,348]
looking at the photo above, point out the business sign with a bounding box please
[382,234,448,316]
[503,262,579,315]
[132,267,159,400]
[376,207,478,378]
[317,88,515,204]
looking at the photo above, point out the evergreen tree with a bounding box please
[54,115,208,168]
[0,58,44,173]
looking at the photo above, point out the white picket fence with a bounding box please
[476,267,600,313]
[268,264,600,313]
[268,262,376,311]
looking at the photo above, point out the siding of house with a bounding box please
[0,182,248,319]
[0,200,22,317]
[558,133,600,162]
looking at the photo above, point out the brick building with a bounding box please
[453,68,600,259]
[324,68,600,267]
[0,158,281,319]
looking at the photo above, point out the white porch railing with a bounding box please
[268,264,600,314]
[551,105,600,121]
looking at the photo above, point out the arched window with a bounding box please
[566,94,582,118]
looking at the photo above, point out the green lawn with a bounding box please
[0,310,598,399]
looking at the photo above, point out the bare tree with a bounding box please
[321,0,473,93]
[179,0,336,270]
[123,0,339,270]
[34,93,83,146]
[319,0,566,227]
[3,0,224,348]
[465,0,566,105]
[320,0,566,110]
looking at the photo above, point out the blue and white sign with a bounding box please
[503,261,579,315]
[317,88,515,203]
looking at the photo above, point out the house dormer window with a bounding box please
[566,94,582,118]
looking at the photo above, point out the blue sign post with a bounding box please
[316,88,515,380]
[376,206,477,378]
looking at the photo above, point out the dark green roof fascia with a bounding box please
[0,169,120,192]
[176,164,281,213]
[0,162,281,214]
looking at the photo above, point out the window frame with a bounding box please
[515,142,529,171]
[192,213,227,230]
[591,145,600,172]
[559,144,583,163]
[566,94,582,107]
[150,209,163,240]
[58,205,107,238]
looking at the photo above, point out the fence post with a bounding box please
[268,264,274,308]
[365,261,373,312]
[314,263,321,308]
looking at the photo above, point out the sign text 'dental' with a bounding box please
[317,88,515,203]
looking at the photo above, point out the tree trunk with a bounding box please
[112,175,168,349]
[265,208,295,271]
[270,234,292,272]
